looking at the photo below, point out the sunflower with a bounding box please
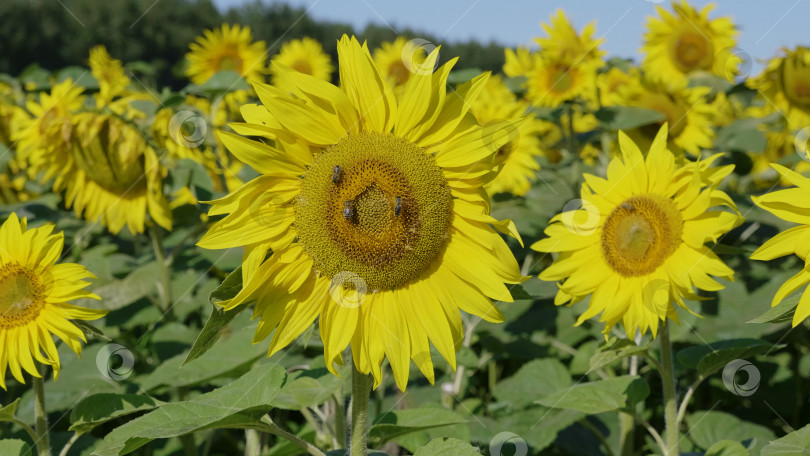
[534,9,605,70]
[526,54,596,106]
[503,46,538,79]
[185,24,268,85]
[641,0,739,87]
[470,75,546,196]
[198,36,526,390]
[0,213,106,389]
[270,37,334,87]
[597,66,641,107]
[751,164,810,326]
[89,45,130,105]
[373,37,427,88]
[612,77,714,157]
[532,125,742,337]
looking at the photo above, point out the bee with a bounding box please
[332,165,341,184]
[620,202,635,212]
[394,196,403,217]
[343,200,353,220]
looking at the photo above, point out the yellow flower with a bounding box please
[597,66,641,107]
[612,77,714,157]
[0,213,106,389]
[373,37,426,87]
[503,46,538,79]
[527,54,596,106]
[198,36,526,391]
[532,126,742,337]
[470,75,546,196]
[89,45,130,104]
[270,37,334,87]
[534,9,605,70]
[641,0,739,86]
[185,24,268,85]
[752,164,810,326]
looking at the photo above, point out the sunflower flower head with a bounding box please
[532,125,742,338]
[534,9,605,71]
[185,24,268,85]
[503,46,538,79]
[0,213,106,389]
[198,35,527,391]
[270,37,334,87]
[373,37,428,88]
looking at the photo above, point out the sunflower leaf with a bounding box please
[748,291,801,324]
[92,363,286,456]
[676,338,779,378]
[413,437,482,456]
[705,440,750,456]
[761,422,810,456]
[368,406,468,447]
[594,106,666,130]
[589,338,650,372]
[69,394,162,434]
[0,398,21,422]
[535,375,649,414]
[0,439,29,456]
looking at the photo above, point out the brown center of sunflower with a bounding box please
[635,93,687,139]
[0,263,46,328]
[388,61,411,86]
[217,47,244,74]
[295,131,453,291]
[291,60,313,75]
[548,64,575,94]
[601,195,682,277]
[71,116,148,194]
[670,30,714,72]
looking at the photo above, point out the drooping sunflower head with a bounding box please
[532,125,742,337]
[534,9,605,70]
[0,213,106,389]
[198,35,526,390]
[372,37,428,87]
[750,46,810,119]
[270,37,334,87]
[185,23,268,85]
[641,0,739,86]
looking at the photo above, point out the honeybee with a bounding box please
[332,165,342,184]
[394,196,402,217]
[343,200,353,220]
[620,202,635,212]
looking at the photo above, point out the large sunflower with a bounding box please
[641,0,739,87]
[185,24,268,85]
[470,74,546,196]
[751,164,810,326]
[270,37,334,86]
[0,213,106,389]
[532,126,742,337]
[198,36,526,390]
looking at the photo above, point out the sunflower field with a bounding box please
[3,1,810,455]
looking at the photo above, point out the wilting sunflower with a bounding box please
[0,213,106,389]
[534,9,605,70]
[751,164,810,326]
[270,37,334,86]
[503,46,538,79]
[641,0,739,86]
[185,24,268,85]
[198,36,526,390]
[470,75,546,196]
[612,77,714,157]
[373,37,427,88]
[532,126,742,337]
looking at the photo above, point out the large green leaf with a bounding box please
[493,359,571,409]
[69,394,162,434]
[0,440,29,456]
[686,411,776,454]
[269,364,347,410]
[748,291,801,324]
[716,118,767,153]
[760,422,810,455]
[536,375,649,414]
[594,106,666,130]
[367,406,468,447]
[706,440,750,456]
[413,437,481,456]
[589,338,650,372]
[91,262,162,311]
[677,339,777,377]
[92,363,286,456]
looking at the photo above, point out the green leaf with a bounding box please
[92,363,286,456]
[413,437,481,456]
[269,364,347,410]
[184,266,247,365]
[188,70,250,93]
[748,291,801,324]
[594,106,666,130]
[0,439,30,456]
[325,451,388,456]
[706,440,750,456]
[447,68,481,85]
[536,376,649,414]
[170,158,214,202]
[686,411,776,454]
[589,338,650,372]
[92,262,162,311]
[761,422,810,455]
[0,398,20,422]
[368,406,468,447]
[716,118,767,153]
[493,359,571,409]
[70,394,162,434]
[676,339,776,377]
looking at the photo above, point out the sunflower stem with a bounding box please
[350,364,372,456]
[659,321,679,456]
[149,225,175,321]
[33,363,51,456]
[619,355,638,456]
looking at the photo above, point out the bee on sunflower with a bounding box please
[197,35,527,392]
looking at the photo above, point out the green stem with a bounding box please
[333,394,346,449]
[58,433,80,456]
[659,321,679,456]
[244,429,261,456]
[33,364,51,456]
[149,225,175,321]
[350,364,372,456]
[259,416,326,456]
[619,356,638,456]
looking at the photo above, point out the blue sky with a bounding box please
[213,0,808,73]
